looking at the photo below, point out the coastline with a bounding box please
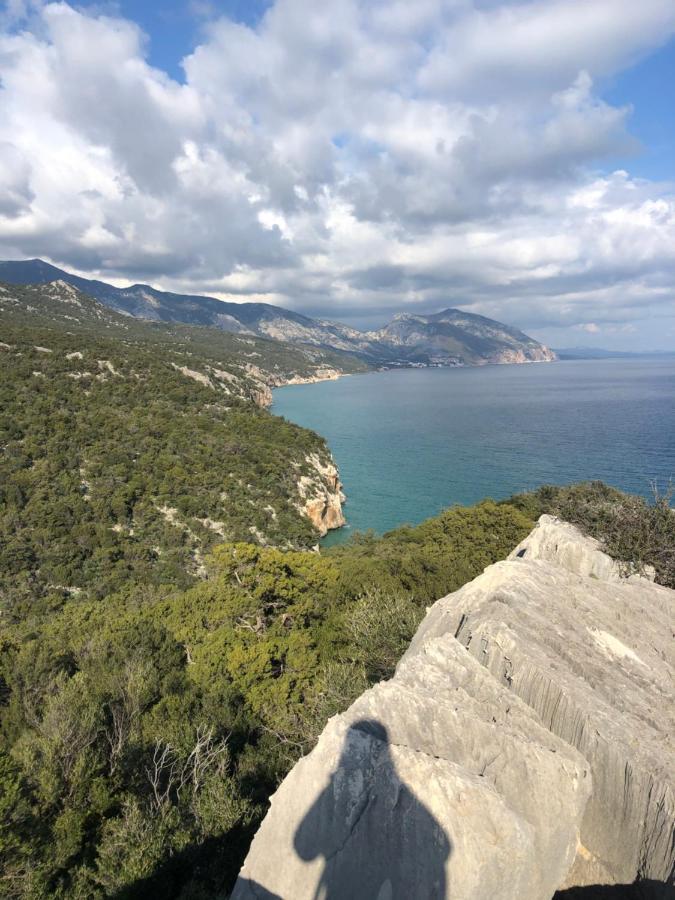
[270,354,557,541]
[271,358,675,543]
[268,371,352,539]
[282,368,349,387]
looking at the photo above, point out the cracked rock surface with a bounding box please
[232,516,674,900]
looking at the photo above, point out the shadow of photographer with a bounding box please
[291,718,451,900]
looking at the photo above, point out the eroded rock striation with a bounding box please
[232,516,674,900]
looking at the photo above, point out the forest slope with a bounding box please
[0,280,365,618]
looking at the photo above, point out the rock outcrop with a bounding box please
[282,368,345,386]
[296,453,346,536]
[232,516,674,900]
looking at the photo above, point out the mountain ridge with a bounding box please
[0,258,556,367]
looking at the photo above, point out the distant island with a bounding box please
[555,346,675,360]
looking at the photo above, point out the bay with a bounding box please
[272,358,675,545]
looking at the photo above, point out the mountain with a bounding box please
[0,276,366,390]
[0,259,555,366]
[372,309,556,366]
[0,258,375,354]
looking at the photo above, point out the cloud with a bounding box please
[0,0,674,348]
[417,0,675,100]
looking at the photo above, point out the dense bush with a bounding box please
[0,499,533,897]
[505,480,675,588]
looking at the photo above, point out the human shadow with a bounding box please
[293,719,451,900]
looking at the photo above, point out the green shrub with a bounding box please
[7,474,670,895]
[346,590,424,682]
[506,481,674,588]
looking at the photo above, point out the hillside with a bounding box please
[0,260,556,367]
[0,280,366,617]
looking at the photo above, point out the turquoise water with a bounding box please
[272,359,675,545]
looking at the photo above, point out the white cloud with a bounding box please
[417,0,675,99]
[0,0,674,348]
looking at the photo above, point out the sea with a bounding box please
[272,358,675,546]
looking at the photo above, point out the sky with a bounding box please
[0,1,674,350]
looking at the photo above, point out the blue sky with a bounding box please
[76,1,274,78]
[603,37,675,180]
[1,0,674,350]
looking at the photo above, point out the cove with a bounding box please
[272,358,675,546]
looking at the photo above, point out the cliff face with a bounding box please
[242,367,347,537]
[296,452,346,536]
[485,346,556,365]
[232,516,674,900]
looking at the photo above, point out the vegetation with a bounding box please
[1,458,670,898]
[0,281,365,620]
[505,480,675,589]
[1,282,672,898]
[0,498,533,898]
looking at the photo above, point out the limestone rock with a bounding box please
[296,453,346,536]
[283,368,345,385]
[507,513,653,581]
[250,382,274,408]
[232,516,674,899]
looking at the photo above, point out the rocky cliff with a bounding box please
[296,452,346,536]
[232,516,674,899]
